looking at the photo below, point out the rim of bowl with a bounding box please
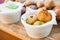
[0,1,24,14]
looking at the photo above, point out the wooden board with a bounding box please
[0,21,60,40]
[0,30,21,40]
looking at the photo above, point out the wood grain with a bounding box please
[0,21,60,40]
[0,30,21,40]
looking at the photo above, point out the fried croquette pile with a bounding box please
[26,9,52,25]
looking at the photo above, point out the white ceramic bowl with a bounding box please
[21,9,57,38]
[0,1,24,24]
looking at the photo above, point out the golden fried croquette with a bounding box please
[25,0,32,6]
[44,0,55,9]
[36,2,43,8]
[37,9,52,23]
[26,15,37,25]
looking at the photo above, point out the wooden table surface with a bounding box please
[0,21,60,40]
[0,30,21,40]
